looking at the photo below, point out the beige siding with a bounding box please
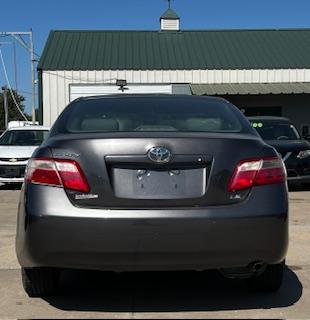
[42,69,310,126]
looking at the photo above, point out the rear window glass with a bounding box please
[58,97,244,134]
[0,130,49,146]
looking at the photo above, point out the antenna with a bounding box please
[168,0,173,9]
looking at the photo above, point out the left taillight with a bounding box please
[25,158,90,193]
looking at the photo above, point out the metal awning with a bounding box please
[191,83,310,95]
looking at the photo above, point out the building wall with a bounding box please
[226,94,310,133]
[42,69,310,126]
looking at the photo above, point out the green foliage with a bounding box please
[0,89,30,130]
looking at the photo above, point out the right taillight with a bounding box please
[26,158,90,193]
[228,157,286,192]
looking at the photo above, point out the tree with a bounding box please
[0,89,29,130]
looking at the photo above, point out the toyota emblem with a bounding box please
[148,147,172,164]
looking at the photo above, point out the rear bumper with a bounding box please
[287,174,310,184]
[16,185,289,272]
[285,157,310,184]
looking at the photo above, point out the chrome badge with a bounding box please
[9,158,18,163]
[148,147,172,164]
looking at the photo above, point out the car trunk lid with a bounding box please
[44,132,266,208]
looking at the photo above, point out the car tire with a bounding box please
[246,261,285,292]
[21,267,60,297]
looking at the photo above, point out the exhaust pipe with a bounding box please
[250,261,265,273]
[220,261,266,279]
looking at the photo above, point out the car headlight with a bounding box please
[297,150,310,159]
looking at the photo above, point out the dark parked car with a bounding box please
[16,95,288,297]
[248,117,310,188]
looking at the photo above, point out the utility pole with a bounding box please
[1,86,9,129]
[0,30,37,122]
[29,29,36,123]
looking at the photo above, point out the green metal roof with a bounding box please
[160,9,180,20]
[38,29,310,71]
[191,82,310,95]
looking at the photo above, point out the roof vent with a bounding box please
[160,8,180,31]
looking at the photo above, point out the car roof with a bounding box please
[247,116,292,123]
[7,126,50,131]
[75,94,229,103]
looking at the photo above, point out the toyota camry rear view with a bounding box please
[16,95,288,297]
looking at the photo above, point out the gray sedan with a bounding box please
[16,95,288,297]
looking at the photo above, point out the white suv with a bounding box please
[0,125,50,184]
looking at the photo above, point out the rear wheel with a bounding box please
[246,261,285,292]
[21,267,60,297]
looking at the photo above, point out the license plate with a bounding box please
[5,167,20,178]
[113,168,206,199]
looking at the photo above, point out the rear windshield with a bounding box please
[250,121,300,140]
[56,97,244,134]
[0,130,49,146]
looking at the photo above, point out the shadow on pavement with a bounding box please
[289,183,310,192]
[0,183,22,191]
[45,266,302,313]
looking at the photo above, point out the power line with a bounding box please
[44,71,118,83]
[0,48,28,121]
[17,34,40,58]
[0,31,37,122]
[0,41,19,95]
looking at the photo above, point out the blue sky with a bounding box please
[1,0,310,114]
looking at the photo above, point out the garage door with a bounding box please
[70,84,173,102]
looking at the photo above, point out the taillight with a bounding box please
[228,157,286,192]
[26,158,90,193]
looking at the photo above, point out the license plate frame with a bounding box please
[112,168,206,199]
[4,166,21,178]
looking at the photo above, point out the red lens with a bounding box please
[228,157,286,192]
[26,158,90,193]
[55,159,90,193]
[254,158,286,186]
[26,159,62,186]
[228,159,262,192]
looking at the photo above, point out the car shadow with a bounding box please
[288,182,310,192]
[44,266,302,313]
[0,183,22,191]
